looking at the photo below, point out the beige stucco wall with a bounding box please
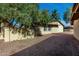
[0,33,4,40]
[57,22,64,32]
[0,22,64,42]
[73,19,79,40]
[39,27,58,35]
[3,27,34,42]
[39,23,64,35]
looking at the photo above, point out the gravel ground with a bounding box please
[0,32,79,56]
[0,34,53,56]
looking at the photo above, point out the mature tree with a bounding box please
[0,3,39,37]
[40,10,51,26]
[31,9,51,36]
[51,9,60,21]
[31,10,50,26]
[0,4,19,22]
[0,4,53,36]
[63,8,72,23]
[0,3,38,25]
[17,4,38,28]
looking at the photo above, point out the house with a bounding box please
[71,3,79,40]
[39,20,64,35]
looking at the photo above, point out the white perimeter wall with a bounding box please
[3,27,34,42]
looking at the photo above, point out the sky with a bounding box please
[39,3,74,27]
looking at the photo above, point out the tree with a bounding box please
[51,9,60,21]
[63,8,72,23]
[17,4,39,28]
[0,3,39,26]
[31,9,51,36]
[40,10,51,26]
[0,3,39,37]
[0,4,58,36]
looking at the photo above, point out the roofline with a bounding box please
[72,3,79,12]
[71,3,79,25]
[57,20,65,27]
[48,20,64,27]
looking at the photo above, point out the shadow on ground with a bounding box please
[11,33,79,56]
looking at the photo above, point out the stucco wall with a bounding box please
[0,33,4,40]
[39,27,58,35]
[3,27,34,42]
[0,22,64,42]
[57,23,64,32]
[39,23,63,35]
[73,19,79,40]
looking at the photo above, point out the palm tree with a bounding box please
[63,8,72,23]
[51,9,60,21]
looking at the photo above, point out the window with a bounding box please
[44,27,51,31]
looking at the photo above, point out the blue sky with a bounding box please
[39,3,73,27]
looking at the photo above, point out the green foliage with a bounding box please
[51,9,60,21]
[63,8,72,23]
[31,9,51,27]
[0,4,61,36]
[0,3,39,27]
[40,10,51,26]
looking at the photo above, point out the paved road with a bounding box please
[12,33,79,56]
